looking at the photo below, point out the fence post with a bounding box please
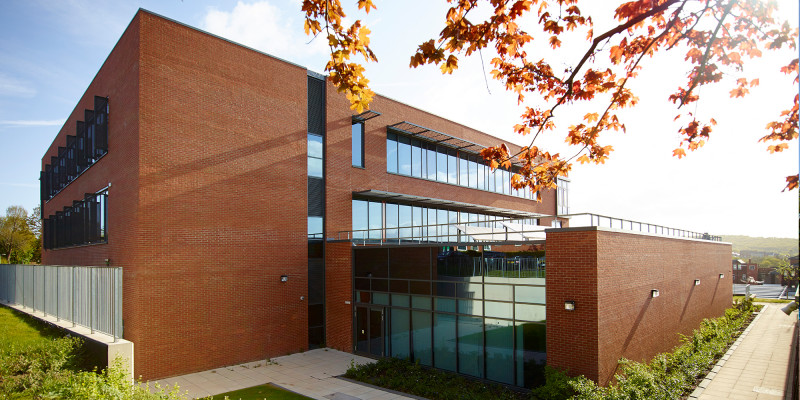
[56,267,59,321]
[112,268,116,342]
[72,266,75,328]
[90,268,94,334]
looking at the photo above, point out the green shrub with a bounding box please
[532,302,757,400]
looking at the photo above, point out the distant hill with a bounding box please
[721,235,798,257]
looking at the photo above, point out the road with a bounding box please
[732,283,793,299]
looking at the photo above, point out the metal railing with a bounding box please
[337,213,721,245]
[0,264,122,341]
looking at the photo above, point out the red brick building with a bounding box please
[40,9,731,387]
[732,259,759,283]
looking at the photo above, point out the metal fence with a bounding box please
[0,264,122,341]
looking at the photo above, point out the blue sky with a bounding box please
[0,0,797,238]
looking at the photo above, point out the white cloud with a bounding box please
[0,119,64,127]
[0,73,36,98]
[201,1,327,64]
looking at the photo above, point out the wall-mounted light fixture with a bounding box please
[719,273,725,278]
[280,275,288,282]
[564,300,575,311]
[694,279,701,286]
[651,289,660,298]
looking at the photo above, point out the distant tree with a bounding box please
[0,206,40,264]
[302,0,798,192]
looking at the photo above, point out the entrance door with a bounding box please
[355,306,385,357]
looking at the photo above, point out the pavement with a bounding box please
[691,303,798,400]
[733,284,793,299]
[150,348,416,400]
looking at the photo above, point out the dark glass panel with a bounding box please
[433,313,456,372]
[387,132,398,173]
[457,315,484,378]
[485,319,514,384]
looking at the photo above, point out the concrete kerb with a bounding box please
[688,306,764,399]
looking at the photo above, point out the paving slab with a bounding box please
[149,348,417,399]
[694,304,797,400]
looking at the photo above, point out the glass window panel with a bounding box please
[307,158,323,178]
[387,132,397,173]
[484,284,512,301]
[420,143,427,179]
[307,216,323,237]
[433,313,456,372]
[391,308,410,359]
[437,147,448,182]
[515,286,546,304]
[412,311,432,366]
[352,123,364,167]
[485,319,514,384]
[352,200,368,239]
[515,304,546,322]
[458,299,483,316]
[477,162,485,190]
[435,298,456,313]
[456,283,482,299]
[392,294,410,307]
[437,209,448,241]
[398,136,411,175]
[459,155,469,187]
[503,170,511,195]
[411,140,422,177]
[447,150,458,184]
[427,144,437,180]
[448,210,458,242]
[368,201,382,239]
[373,292,390,305]
[412,295,431,310]
[469,159,478,189]
[399,205,412,239]
[457,315,484,378]
[484,301,513,319]
[516,322,546,388]
[489,169,496,192]
[412,206,423,240]
[386,203,399,239]
[308,133,323,158]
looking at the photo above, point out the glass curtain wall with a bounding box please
[353,247,546,388]
[351,199,540,241]
[386,131,536,200]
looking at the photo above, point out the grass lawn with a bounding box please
[209,384,311,400]
[0,305,64,353]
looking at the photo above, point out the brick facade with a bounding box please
[546,227,732,385]
[40,8,731,385]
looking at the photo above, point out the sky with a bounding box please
[0,0,797,238]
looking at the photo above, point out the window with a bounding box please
[557,178,570,215]
[352,122,364,167]
[41,96,108,202]
[43,188,108,249]
[307,133,323,177]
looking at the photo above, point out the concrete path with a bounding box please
[151,348,416,400]
[692,303,797,400]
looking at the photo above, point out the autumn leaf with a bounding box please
[673,148,686,159]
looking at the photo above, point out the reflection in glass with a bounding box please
[412,296,431,310]
[515,304,546,322]
[387,132,397,173]
[352,123,364,167]
[484,284,513,301]
[437,147,447,182]
[458,299,483,316]
[352,200,368,239]
[412,311,432,366]
[485,301,513,319]
[516,322,546,388]
[515,286,546,304]
[398,136,411,175]
[399,205,412,239]
[368,202,382,239]
[458,316,484,378]
[391,309,410,359]
[411,139,422,177]
[386,203,398,239]
[435,298,456,312]
[307,158,322,178]
[434,313,456,372]
[486,319,514,384]
[308,133,323,157]
[447,150,457,184]
[427,144,437,180]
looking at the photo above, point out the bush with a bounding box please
[345,357,526,400]
[532,301,757,400]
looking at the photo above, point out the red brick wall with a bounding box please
[132,12,309,379]
[325,242,353,350]
[41,13,141,268]
[546,228,732,385]
[44,10,312,380]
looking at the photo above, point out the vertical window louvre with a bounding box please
[43,189,108,250]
